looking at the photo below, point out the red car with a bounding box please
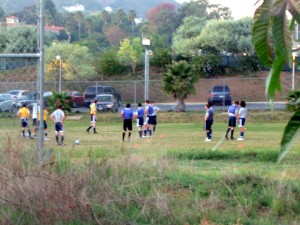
[65,91,85,107]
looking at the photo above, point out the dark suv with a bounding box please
[208,85,232,106]
[84,85,121,107]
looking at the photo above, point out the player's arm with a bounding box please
[204,112,208,121]
[50,113,56,123]
[120,111,124,119]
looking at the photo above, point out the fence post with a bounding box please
[134,80,137,104]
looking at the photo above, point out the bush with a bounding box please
[46,92,72,113]
[191,54,224,78]
[286,90,300,112]
[238,55,264,72]
[99,48,124,76]
[151,48,172,68]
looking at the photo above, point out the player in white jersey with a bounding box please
[50,105,65,145]
[237,101,247,141]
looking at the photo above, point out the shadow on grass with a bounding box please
[171,149,281,163]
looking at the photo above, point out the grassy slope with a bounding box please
[0,111,299,224]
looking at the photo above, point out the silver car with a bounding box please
[0,94,18,113]
[96,94,118,112]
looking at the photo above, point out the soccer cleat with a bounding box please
[94,131,99,134]
[56,142,61,145]
[231,138,235,140]
[142,135,147,138]
[205,138,211,142]
[60,143,65,146]
[225,136,228,140]
[86,129,90,134]
[237,137,244,141]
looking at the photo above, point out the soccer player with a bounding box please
[38,106,49,140]
[32,102,38,136]
[16,103,33,139]
[143,100,154,137]
[225,101,239,140]
[204,103,214,142]
[237,101,247,141]
[150,101,160,134]
[135,103,145,138]
[50,105,65,145]
[121,103,134,142]
[86,99,98,134]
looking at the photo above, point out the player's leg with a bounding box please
[60,130,65,145]
[86,115,93,133]
[128,120,132,142]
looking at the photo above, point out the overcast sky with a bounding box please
[175,0,258,19]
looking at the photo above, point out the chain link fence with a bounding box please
[0,76,298,108]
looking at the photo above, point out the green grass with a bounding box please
[0,111,299,224]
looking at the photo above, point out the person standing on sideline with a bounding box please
[16,103,33,139]
[32,102,38,136]
[135,103,145,138]
[150,101,160,134]
[86,99,98,134]
[50,105,65,145]
[204,103,214,142]
[225,101,239,140]
[143,100,154,137]
[121,103,134,142]
[237,101,247,141]
[38,106,49,140]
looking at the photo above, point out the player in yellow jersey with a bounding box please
[16,103,33,138]
[38,106,49,140]
[86,99,98,134]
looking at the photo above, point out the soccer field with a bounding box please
[1,111,300,224]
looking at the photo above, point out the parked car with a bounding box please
[7,90,31,101]
[208,85,232,106]
[0,94,18,113]
[65,91,85,107]
[96,94,118,112]
[84,85,121,107]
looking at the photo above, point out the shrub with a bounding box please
[191,54,223,78]
[238,55,264,72]
[99,48,124,76]
[46,92,72,113]
[151,48,172,68]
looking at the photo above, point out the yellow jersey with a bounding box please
[38,109,48,121]
[90,103,97,115]
[18,107,30,119]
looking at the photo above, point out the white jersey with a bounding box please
[32,103,38,119]
[151,106,160,116]
[238,107,247,119]
[51,109,65,123]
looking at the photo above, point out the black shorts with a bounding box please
[146,115,155,125]
[123,119,132,131]
[136,117,144,127]
[21,118,29,128]
[90,114,96,123]
[33,118,38,127]
[151,115,157,125]
[204,120,213,130]
[239,118,246,127]
[38,120,48,129]
[55,122,64,132]
[228,116,236,127]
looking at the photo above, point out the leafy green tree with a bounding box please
[286,90,300,112]
[0,6,5,21]
[252,0,300,161]
[192,53,223,78]
[45,42,97,81]
[207,4,232,20]
[199,18,254,55]
[0,26,37,53]
[172,16,206,56]
[85,17,94,38]
[117,37,143,73]
[162,60,198,112]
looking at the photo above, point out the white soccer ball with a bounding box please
[75,139,80,145]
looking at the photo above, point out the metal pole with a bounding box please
[38,0,45,162]
[292,57,295,91]
[144,49,147,100]
[146,50,150,100]
[59,58,62,93]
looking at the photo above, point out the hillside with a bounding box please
[1,0,179,17]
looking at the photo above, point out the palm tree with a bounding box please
[128,10,136,38]
[116,9,125,25]
[75,12,83,40]
[85,17,94,38]
[162,60,198,112]
[101,10,110,27]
